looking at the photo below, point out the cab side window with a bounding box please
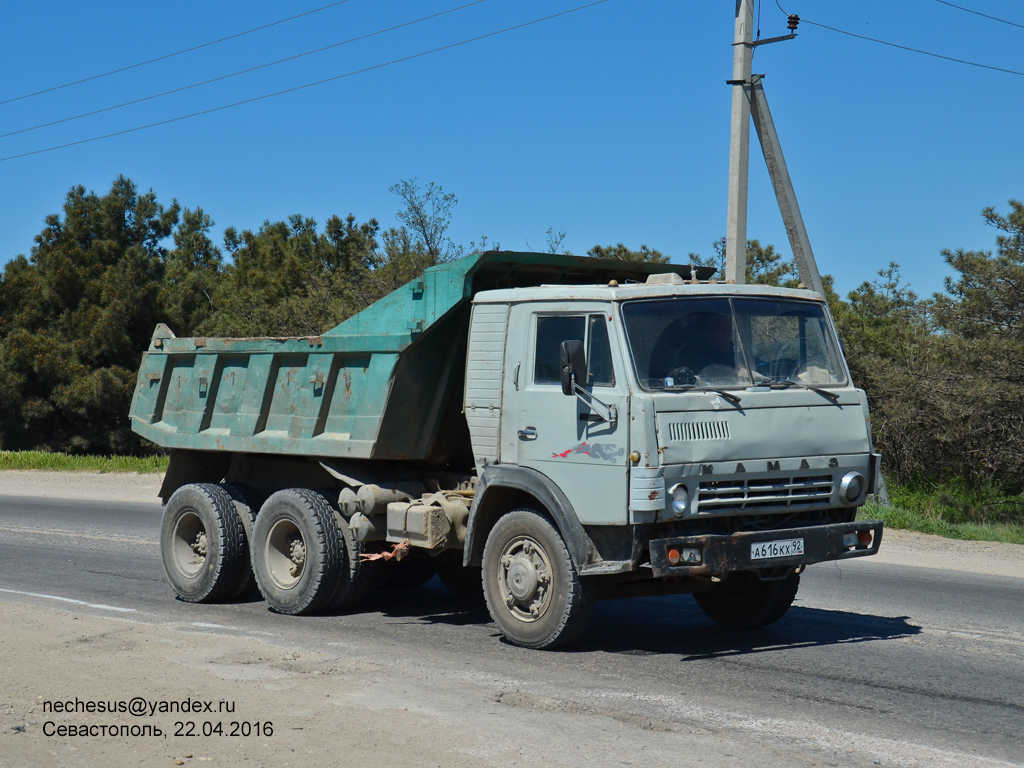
[586,315,615,387]
[535,316,585,384]
[533,314,615,387]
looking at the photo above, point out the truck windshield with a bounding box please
[621,296,847,391]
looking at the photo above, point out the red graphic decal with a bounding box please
[553,442,590,458]
[551,442,625,463]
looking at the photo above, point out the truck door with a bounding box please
[502,305,629,526]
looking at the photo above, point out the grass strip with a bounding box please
[0,450,168,474]
[860,501,1024,546]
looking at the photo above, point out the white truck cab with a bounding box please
[463,274,881,645]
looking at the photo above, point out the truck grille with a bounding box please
[696,474,833,513]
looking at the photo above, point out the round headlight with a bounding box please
[669,484,689,516]
[840,472,865,503]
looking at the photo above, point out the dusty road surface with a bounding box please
[1,471,1022,768]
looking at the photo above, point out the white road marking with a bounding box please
[0,587,136,613]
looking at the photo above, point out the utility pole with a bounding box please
[721,9,886,502]
[725,0,754,284]
[724,5,825,296]
[749,76,825,296]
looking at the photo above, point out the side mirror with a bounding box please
[560,340,587,396]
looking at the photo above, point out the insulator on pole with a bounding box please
[787,14,800,31]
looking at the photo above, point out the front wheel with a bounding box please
[482,509,594,649]
[693,570,800,628]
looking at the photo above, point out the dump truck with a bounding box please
[130,251,883,649]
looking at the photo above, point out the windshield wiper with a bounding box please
[664,383,742,406]
[763,379,840,403]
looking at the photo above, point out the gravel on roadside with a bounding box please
[0,470,162,502]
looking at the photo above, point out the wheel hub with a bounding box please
[265,518,307,590]
[505,555,540,602]
[288,537,306,578]
[171,511,208,578]
[497,536,552,622]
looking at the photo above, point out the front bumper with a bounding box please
[649,519,883,578]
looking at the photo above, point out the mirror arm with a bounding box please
[572,379,617,425]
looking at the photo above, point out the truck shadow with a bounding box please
[579,597,921,659]
[360,578,491,627]
[360,580,921,657]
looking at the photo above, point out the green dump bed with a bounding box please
[130,251,713,463]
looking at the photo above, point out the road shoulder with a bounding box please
[0,470,162,502]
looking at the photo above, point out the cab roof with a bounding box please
[473,280,825,305]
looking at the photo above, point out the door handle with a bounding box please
[518,427,538,440]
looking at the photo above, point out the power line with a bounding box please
[0,0,613,164]
[799,19,1024,77]
[0,0,357,107]
[930,0,1024,31]
[773,1,1024,77]
[0,0,493,141]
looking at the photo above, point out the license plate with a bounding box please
[751,538,805,560]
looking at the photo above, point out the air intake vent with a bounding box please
[667,420,731,442]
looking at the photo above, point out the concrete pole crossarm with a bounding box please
[749,78,826,297]
[725,0,754,285]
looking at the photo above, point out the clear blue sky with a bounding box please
[2,0,1021,300]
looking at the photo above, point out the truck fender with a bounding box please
[463,465,600,571]
[159,449,230,504]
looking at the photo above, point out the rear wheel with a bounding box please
[252,489,347,615]
[220,483,261,599]
[482,508,594,649]
[325,499,373,612]
[693,571,800,628]
[161,483,248,603]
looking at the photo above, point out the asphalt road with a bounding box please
[1,494,1022,767]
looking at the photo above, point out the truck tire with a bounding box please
[482,508,595,649]
[220,483,261,599]
[693,571,800,629]
[161,483,249,603]
[324,503,373,612]
[252,488,347,616]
